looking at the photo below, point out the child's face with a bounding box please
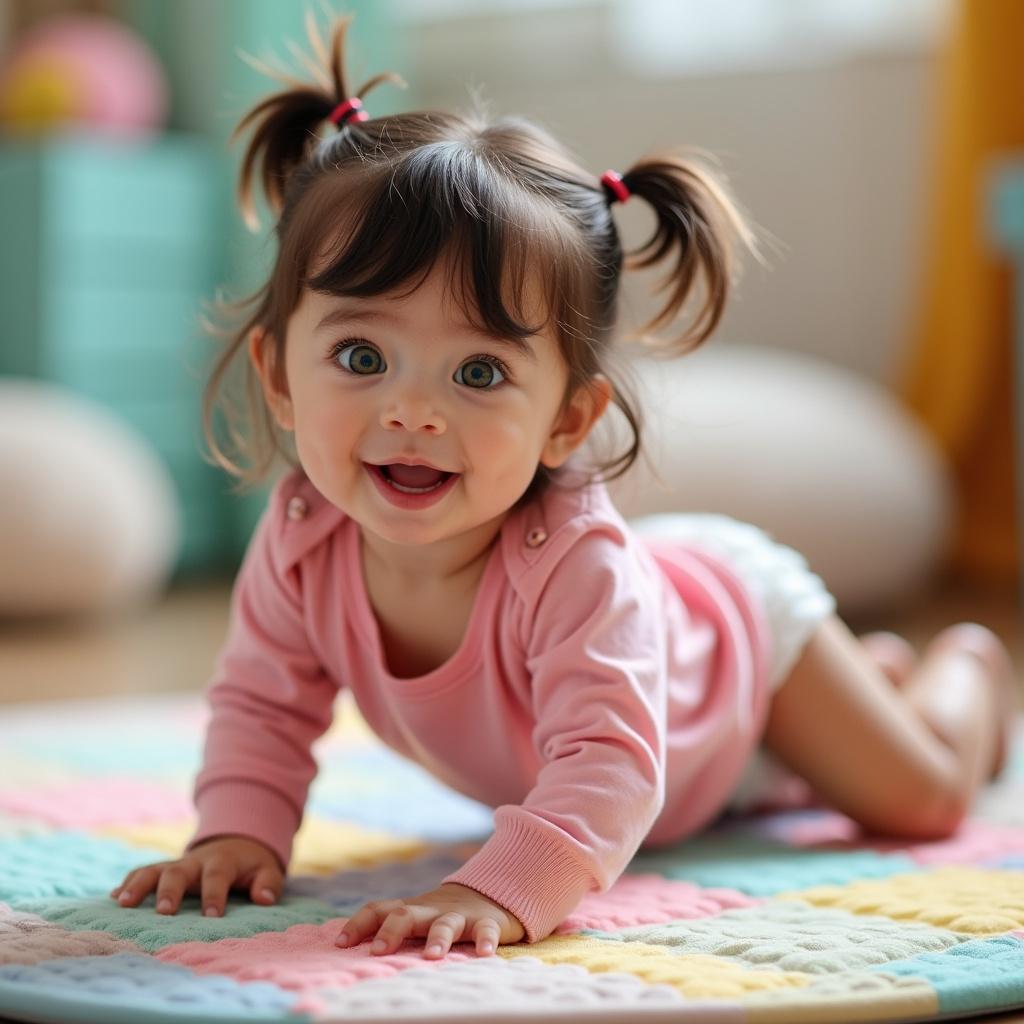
[253,263,607,552]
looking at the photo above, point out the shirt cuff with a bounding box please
[187,780,299,873]
[441,806,599,943]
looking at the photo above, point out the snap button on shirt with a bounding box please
[525,527,548,548]
[286,496,309,521]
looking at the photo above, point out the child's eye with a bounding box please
[333,341,385,375]
[329,341,507,389]
[455,356,507,390]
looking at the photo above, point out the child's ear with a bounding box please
[540,374,613,469]
[248,326,294,431]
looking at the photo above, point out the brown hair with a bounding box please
[201,10,760,506]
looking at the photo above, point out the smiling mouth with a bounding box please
[369,463,457,495]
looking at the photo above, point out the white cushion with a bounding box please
[0,379,181,617]
[597,344,954,615]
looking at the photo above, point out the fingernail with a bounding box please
[157,898,172,913]
[371,938,387,953]
[204,906,220,918]
[259,888,275,903]
[337,931,350,946]
[480,942,494,955]
[427,943,443,956]
[118,891,132,904]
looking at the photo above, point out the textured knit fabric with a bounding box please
[186,468,780,943]
[5,695,1024,1024]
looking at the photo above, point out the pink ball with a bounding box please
[0,13,168,137]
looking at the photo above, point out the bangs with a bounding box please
[283,142,592,347]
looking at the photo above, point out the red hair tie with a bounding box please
[329,97,369,127]
[601,169,631,204]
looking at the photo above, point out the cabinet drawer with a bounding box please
[43,136,216,243]
[48,234,214,291]
[41,284,214,395]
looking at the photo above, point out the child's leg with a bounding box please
[858,631,918,688]
[760,615,1008,839]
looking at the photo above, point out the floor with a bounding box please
[0,571,1021,1024]
[0,580,233,704]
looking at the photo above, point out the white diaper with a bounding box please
[628,512,837,812]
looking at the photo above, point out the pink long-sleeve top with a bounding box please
[187,468,774,943]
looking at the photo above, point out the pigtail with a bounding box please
[616,150,761,354]
[232,9,404,232]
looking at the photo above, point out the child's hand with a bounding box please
[109,836,284,918]
[335,881,526,958]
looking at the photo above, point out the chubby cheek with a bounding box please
[292,396,359,480]
[465,411,545,490]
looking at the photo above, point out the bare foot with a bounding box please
[859,631,918,689]
[922,623,1018,780]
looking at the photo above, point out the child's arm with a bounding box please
[186,482,340,872]
[440,529,668,943]
[112,479,340,916]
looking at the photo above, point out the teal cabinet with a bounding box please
[0,134,235,576]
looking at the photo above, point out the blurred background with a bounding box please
[0,0,1020,703]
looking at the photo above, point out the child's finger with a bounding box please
[336,899,405,947]
[471,918,501,957]
[199,860,236,917]
[249,866,282,905]
[154,862,197,915]
[116,865,162,906]
[111,868,144,899]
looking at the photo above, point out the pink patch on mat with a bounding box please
[896,820,1024,865]
[553,874,761,935]
[0,779,193,828]
[157,918,475,999]
[792,818,1024,865]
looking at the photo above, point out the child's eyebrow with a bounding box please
[313,302,537,362]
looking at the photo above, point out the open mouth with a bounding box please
[377,464,454,494]
[364,463,460,507]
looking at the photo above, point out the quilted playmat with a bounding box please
[3,691,1024,1024]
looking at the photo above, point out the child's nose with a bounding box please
[380,388,446,434]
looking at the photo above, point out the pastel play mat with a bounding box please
[2,691,1024,1024]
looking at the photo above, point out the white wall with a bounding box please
[398,3,943,388]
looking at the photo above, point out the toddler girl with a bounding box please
[111,13,1017,960]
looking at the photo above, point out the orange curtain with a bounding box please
[901,0,1023,584]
